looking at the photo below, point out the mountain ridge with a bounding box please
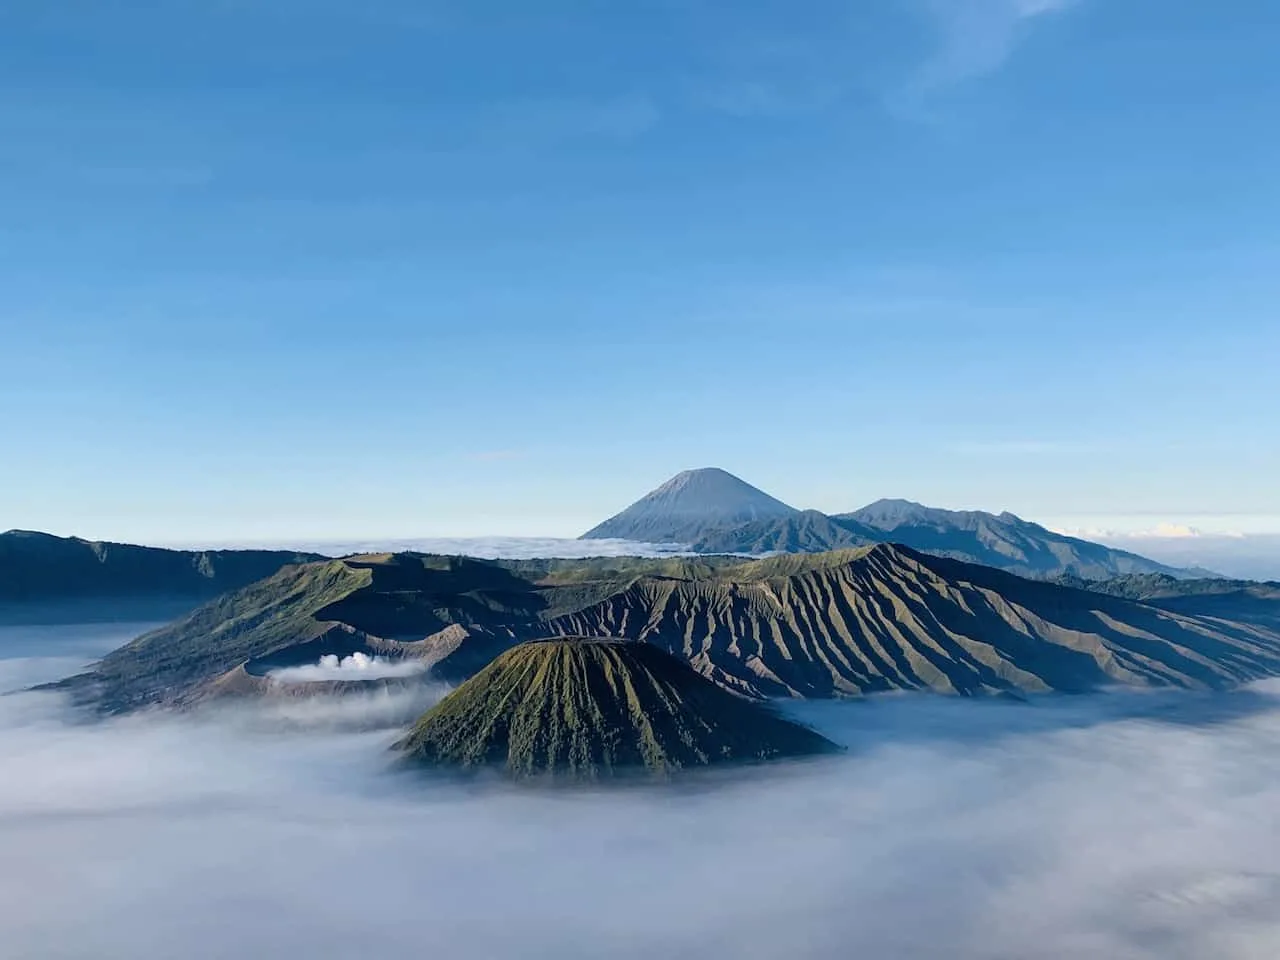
[50,545,1280,713]
[0,529,323,607]
[580,470,1191,579]
[838,498,1189,579]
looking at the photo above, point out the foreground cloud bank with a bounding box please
[4,623,1280,959]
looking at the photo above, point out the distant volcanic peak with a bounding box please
[642,467,797,518]
[395,637,837,780]
[581,467,797,542]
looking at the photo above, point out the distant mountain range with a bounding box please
[50,547,1280,713]
[1053,572,1280,630]
[581,467,1193,580]
[0,529,320,607]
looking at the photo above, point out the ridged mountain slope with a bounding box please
[395,638,836,779]
[545,545,1280,698]
[52,548,1280,713]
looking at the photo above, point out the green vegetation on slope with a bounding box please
[48,560,371,712]
[53,546,1280,713]
[546,545,1280,698]
[395,638,836,779]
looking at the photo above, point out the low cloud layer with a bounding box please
[269,652,427,684]
[170,536,692,560]
[1102,534,1280,581]
[5,622,1280,958]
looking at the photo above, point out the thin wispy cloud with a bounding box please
[898,0,1080,109]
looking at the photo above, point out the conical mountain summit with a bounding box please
[581,467,797,543]
[394,637,837,779]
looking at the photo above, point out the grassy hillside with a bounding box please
[394,638,836,779]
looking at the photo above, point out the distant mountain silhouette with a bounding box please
[579,470,1190,579]
[839,499,1186,579]
[1057,573,1280,630]
[394,638,836,779]
[0,529,321,605]
[688,509,878,553]
[581,467,797,542]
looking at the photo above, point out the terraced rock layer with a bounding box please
[394,638,836,779]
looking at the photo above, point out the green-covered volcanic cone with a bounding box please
[394,638,837,779]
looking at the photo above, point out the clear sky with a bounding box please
[1,0,1277,543]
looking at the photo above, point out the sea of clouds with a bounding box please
[5,621,1280,958]
[173,536,694,560]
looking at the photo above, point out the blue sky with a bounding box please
[1,0,1277,542]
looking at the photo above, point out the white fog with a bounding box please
[4,622,1280,959]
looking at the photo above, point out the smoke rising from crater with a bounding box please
[4,623,1280,959]
[268,652,428,683]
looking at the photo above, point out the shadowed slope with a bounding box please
[394,638,836,779]
[0,529,321,606]
[1057,573,1280,629]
